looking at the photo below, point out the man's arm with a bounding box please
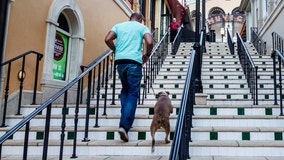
[144,33,154,56]
[142,33,154,63]
[104,31,117,51]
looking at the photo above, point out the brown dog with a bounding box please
[150,91,173,152]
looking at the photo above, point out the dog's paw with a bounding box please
[165,139,170,144]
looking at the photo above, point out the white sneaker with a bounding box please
[118,127,129,142]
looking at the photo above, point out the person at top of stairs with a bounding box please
[104,12,154,142]
[168,17,180,44]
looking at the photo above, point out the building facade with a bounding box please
[240,0,284,52]
[1,0,183,119]
[187,0,245,42]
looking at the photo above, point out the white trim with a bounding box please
[57,28,71,37]
[113,0,133,16]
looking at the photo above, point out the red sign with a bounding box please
[207,14,246,25]
[54,34,65,61]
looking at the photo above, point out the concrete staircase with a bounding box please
[1,42,284,159]
[189,42,284,158]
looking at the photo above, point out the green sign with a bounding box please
[53,31,68,80]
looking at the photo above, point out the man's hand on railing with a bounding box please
[142,54,150,64]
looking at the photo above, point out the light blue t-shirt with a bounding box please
[111,21,150,64]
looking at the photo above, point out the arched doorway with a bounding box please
[42,0,85,102]
[207,6,245,42]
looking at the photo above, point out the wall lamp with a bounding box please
[17,70,26,81]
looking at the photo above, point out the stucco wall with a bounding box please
[4,0,128,96]
[77,0,129,65]
[259,2,284,53]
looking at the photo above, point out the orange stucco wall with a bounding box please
[4,0,129,95]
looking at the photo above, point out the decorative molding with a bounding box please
[113,0,133,16]
[46,18,59,26]
[43,0,85,94]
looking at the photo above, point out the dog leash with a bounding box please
[144,63,157,98]
[151,85,156,97]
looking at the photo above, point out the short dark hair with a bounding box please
[130,13,144,21]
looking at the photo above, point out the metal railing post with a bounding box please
[193,0,203,93]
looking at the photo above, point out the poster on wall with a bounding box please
[53,31,69,80]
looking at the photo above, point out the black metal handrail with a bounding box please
[169,30,205,159]
[251,27,267,55]
[227,28,235,55]
[169,50,196,160]
[271,32,284,115]
[141,31,169,102]
[271,49,284,115]
[1,50,43,127]
[151,27,159,43]
[172,27,182,55]
[237,32,259,105]
[0,50,113,160]
[272,32,284,56]
[0,33,169,158]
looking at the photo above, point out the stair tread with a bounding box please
[6,114,283,119]
[2,139,171,147]
[3,139,284,147]
[2,126,283,132]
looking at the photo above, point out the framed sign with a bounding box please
[53,31,69,80]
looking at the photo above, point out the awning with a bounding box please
[166,0,187,24]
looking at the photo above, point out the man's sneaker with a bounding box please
[118,127,129,142]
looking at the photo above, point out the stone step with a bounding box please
[1,126,284,142]
[1,139,171,156]
[189,140,284,156]
[2,139,284,157]
[206,99,276,105]
[6,114,284,129]
[17,104,281,119]
[108,84,273,91]
[0,155,170,160]
[194,106,281,116]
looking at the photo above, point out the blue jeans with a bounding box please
[116,64,142,133]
